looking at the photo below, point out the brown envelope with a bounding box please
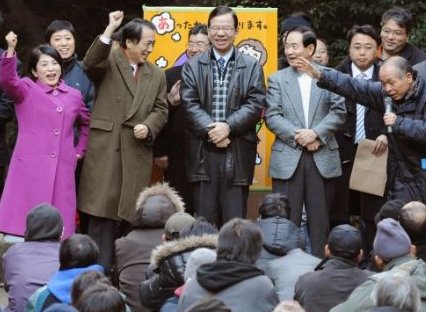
[349,139,388,197]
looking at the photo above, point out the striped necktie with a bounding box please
[355,72,368,143]
[217,57,226,78]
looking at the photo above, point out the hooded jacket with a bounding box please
[116,183,186,312]
[139,234,217,311]
[4,204,62,312]
[178,260,279,312]
[255,217,301,268]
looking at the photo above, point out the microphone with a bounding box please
[383,95,393,134]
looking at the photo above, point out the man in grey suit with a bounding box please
[265,26,346,257]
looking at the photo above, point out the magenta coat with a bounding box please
[0,55,90,238]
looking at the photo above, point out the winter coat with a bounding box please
[78,37,168,222]
[255,217,302,268]
[0,54,90,237]
[62,54,94,111]
[116,183,186,312]
[25,264,103,312]
[294,257,371,312]
[139,234,217,311]
[318,68,426,203]
[330,256,426,312]
[180,48,265,185]
[3,242,60,312]
[178,260,279,312]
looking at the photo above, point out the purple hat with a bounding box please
[374,218,411,262]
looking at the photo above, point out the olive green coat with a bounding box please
[78,37,168,222]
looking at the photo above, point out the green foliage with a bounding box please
[2,0,425,68]
[232,0,426,66]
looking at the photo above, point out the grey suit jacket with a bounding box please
[265,66,346,179]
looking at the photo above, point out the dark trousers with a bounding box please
[273,151,335,257]
[86,214,131,275]
[191,149,248,228]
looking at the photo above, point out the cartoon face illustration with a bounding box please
[237,38,267,66]
[151,12,175,35]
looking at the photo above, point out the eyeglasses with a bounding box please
[209,25,236,33]
[187,41,210,49]
[381,27,406,37]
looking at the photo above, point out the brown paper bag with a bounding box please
[349,139,388,197]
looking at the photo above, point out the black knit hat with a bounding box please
[24,203,63,241]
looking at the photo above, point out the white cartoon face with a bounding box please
[152,12,175,35]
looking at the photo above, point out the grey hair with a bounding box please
[372,271,421,312]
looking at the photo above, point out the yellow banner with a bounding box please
[144,6,277,190]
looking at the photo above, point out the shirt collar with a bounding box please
[351,63,374,79]
[212,47,234,64]
[35,79,69,94]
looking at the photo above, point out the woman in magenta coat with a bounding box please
[0,31,90,238]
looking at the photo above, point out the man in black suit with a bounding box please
[331,25,387,256]
[153,24,210,214]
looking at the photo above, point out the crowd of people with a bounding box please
[0,3,425,312]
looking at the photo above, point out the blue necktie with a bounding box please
[355,72,368,143]
[217,57,226,78]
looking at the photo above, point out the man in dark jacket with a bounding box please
[379,7,426,65]
[295,224,370,312]
[153,24,210,215]
[180,6,265,227]
[298,55,426,204]
[332,24,386,257]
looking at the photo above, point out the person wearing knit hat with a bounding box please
[373,218,412,265]
[3,204,63,312]
[25,203,64,241]
[329,218,426,312]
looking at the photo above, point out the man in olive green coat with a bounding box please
[78,11,168,273]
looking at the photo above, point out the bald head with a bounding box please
[400,201,426,244]
[381,56,413,78]
[379,56,414,100]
